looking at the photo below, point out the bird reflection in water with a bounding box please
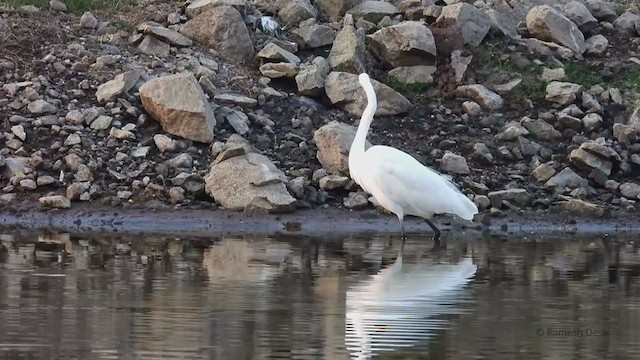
[345,244,477,359]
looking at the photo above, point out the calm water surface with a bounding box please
[0,229,639,360]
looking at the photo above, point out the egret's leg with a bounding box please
[425,219,442,248]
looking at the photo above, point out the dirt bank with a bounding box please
[1,201,639,237]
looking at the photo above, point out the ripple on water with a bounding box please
[0,230,640,359]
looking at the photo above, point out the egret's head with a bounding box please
[358,73,370,88]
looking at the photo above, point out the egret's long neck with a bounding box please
[350,81,377,157]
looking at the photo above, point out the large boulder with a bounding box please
[204,136,296,212]
[569,139,621,176]
[584,0,617,22]
[290,24,337,49]
[278,0,317,26]
[324,72,411,117]
[526,5,586,54]
[328,15,366,72]
[563,1,598,33]
[180,6,254,62]
[185,0,247,17]
[346,1,400,23]
[313,121,372,175]
[436,3,491,47]
[315,0,361,20]
[367,21,437,68]
[139,72,216,143]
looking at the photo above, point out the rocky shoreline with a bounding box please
[0,0,639,223]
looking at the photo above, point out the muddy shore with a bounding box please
[1,201,639,237]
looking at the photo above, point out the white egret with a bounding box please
[348,73,479,246]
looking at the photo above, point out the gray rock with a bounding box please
[185,0,247,18]
[204,137,296,212]
[319,174,350,189]
[66,182,91,201]
[569,139,621,176]
[139,72,216,143]
[582,113,603,131]
[488,188,530,207]
[324,72,411,117]
[532,163,556,182]
[347,1,400,23]
[343,191,369,209]
[20,179,37,190]
[278,0,317,26]
[496,121,530,141]
[180,6,254,62]
[37,176,56,186]
[541,67,567,82]
[169,187,186,203]
[456,84,503,110]
[620,182,640,200]
[315,0,360,19]
[388,65,436,85]
[257,43,301,64]
[561,197,605,216]
[486,8,519,39]
[440,152,470,174]
[545,167,588,189]
[613,12,640,34]
[224,108,250,135]
[49,0,67,11]
[28,100,56,115]
[39,195,71,209]
[290,25,337,49]
[80,11,98,28]
[154,134,177,153]
[63,133,82,146]
[585,34,609,55]
[545,81,582,105]
[137,36,170,57]
[584,0,617,22]
[526,5,586,54]
[437,2,491,46]
[563,1,598,32]
[523,118,562,141]
[629,106,640,131]
[214,93,258,107]
[287,177,306,198]
[367,21,437,67]
[328,16,366,72]
[167,153,194,168]
[110,127,135,140]
[259,62,299,78]
[295,57,331,97]
[11,125,26,141]
[144,26,193,47]
[313,121,371,175]
[90,115,113,131]
[96,69,144,104]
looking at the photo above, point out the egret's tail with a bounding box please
[453,193,479,221]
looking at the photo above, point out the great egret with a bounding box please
[345,251,477,359]
[348,73,479,246]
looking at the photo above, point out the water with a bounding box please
[1,229,640,359]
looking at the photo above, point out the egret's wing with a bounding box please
[366,146,465,195]
[358,146,474,218]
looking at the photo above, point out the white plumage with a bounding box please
[348,73,479,244]
[345,253,477,359]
